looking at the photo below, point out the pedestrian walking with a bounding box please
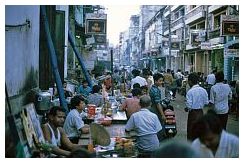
[185,72,209,141]
[206,70,217,99]
[163,69,173,98]
[209,71,232,130]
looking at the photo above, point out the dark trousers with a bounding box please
[217,113,228,130]
[187,109,203,141]
[69,137,79,144]
[150,105,166,142]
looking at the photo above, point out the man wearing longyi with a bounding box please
[125,95,162,157]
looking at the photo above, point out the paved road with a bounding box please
[169,93,239,141]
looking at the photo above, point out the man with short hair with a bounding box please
[64,96,89,144]
[42,106,83,157]
[192,110,239,157]
[88,85,103,107]
[125,95,162,157]
[206,70,217,99]
[78,80,92,97]
[185,72,209,141]
[163,69,173,98]
[149,73,166,142]
[130,69,147,89]
[209,71,232,130]
[120,88,142,119]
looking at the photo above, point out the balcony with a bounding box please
[185,6,206,25]
[208,5,226,13]
[185,44,199,50]
[171,16,184,31]
[164,6,170,17]
[171,5,183,12]
[208,28,220,39]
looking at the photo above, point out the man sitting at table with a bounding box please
[64,95,90,144]
[88,85,104,107]
[42,106,85,157]
[125,95,162,157]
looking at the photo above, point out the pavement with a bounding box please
[169,92,239,141]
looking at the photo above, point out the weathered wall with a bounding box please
[5,5,40,114]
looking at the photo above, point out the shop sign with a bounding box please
[201,42,212,50]
[221,15,239,36]
[85,19,106,34]
[93,35,107,44]
[171,42,180,50]
[171,50,179,57]
[191,32,200,46]
[221,21,239,36]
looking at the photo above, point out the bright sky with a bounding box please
[105,5,140,46]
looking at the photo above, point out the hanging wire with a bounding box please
[5,19,31,31]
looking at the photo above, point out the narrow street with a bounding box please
[170,92,239,141]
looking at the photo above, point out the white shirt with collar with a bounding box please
[192,130,239,158]
[64,109,84,138]
[209,82,232,114]
[186,84,209,110]
[131,76,147,89]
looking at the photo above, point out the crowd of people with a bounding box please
[36,66,238,158]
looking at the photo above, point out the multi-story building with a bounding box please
[183,5,239,80]
[129,15,140,68]
[184,5,208,74]
[138,5,163,69]
[207,5,239,81]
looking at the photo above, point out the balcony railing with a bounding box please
[208,5,225,13]
[171,16,184,30]
[208,28,220,39]
[185,6,205,24]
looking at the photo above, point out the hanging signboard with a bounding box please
[93,35,107,44]
[221,21,239,36]
[221,15,239,36]
[171,42,180,50]
[85,13,107,44]
[86,19,106,34]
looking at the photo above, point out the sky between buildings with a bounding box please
[105,5,140,46]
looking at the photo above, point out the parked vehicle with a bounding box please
[161,92,177,138]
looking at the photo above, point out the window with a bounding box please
[179,8,185,17]
[214,15,221,29]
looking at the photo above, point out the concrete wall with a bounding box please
[5,5,40,114]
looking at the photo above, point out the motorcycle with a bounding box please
[161,92,177,138]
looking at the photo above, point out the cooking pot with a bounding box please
[35,91,51,112]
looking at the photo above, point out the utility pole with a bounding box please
[168,6,172,70]
[110,48,114,96]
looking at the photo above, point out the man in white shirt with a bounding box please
[209,71,232,130]
[192,110,239,158]
[185,72,209,141]
[64,96,89,144]
[125,95,162,157]
[206,70,216,85]
[206,70,217,99]
[130,69,147,89]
